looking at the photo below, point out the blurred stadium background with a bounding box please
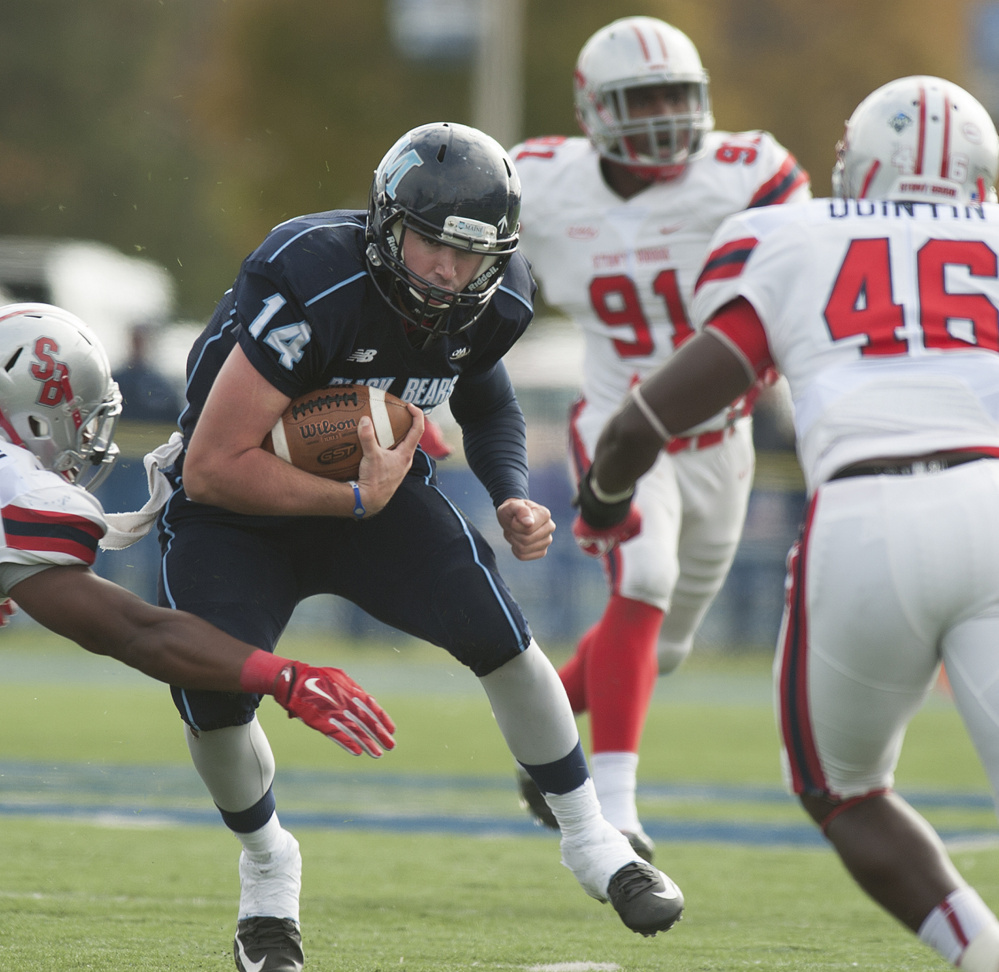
[2,0,998,650]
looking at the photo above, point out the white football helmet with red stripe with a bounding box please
[0,303,121,490]
[574,16,713,181]
[832,75,999,204]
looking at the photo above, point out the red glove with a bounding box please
[241,651,396,757]
[0,598,16,627]
[273,663,396,757]
[572,504,642,557]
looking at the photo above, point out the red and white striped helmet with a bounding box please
[832,76,999,204]
[0,303,121,490]
[574,16,713,181]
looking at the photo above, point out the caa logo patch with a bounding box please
[888,111,912,134]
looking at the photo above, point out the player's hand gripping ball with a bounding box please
[262,385,413,481]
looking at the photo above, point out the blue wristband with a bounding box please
[348,480,365,519]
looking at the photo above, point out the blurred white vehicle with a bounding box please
[0,236,176,374]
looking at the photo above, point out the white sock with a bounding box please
[552,780,642,901]
[238,813,286,864]
[591,751,640,833]
[919,887,999,966]
[545,778,605,840]
[959,922,999,972]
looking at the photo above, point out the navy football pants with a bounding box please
[158,464,533,731]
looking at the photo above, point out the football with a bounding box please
[262,385,413,481]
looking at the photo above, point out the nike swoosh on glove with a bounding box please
[273,664,396,757]
[572,504,642,557]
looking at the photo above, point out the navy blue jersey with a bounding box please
[160,209,541,728]
[181,210,535,438]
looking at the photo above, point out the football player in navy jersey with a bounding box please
[149,123,684,971]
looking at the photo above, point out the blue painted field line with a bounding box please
[1,802,996,848]
[1,760,995,847]
[0,801,811,844]
[0,760,994,808]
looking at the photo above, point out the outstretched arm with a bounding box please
[588,329,755,497]
[573,316,758,558]
[11,566,395,756]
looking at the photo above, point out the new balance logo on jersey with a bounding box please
[346,348,378,363]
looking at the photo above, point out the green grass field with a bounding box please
[1,627,997,971]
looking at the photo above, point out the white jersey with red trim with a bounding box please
[691,197,999,493]
[0,439,107,579]
[511,130,810,429]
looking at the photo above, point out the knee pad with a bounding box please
[479,641,580,765]
[657,636,693,675]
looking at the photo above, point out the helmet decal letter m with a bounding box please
[383,148,424,199]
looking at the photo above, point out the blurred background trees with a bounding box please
[3,0,995,643]
[1,0,990,318]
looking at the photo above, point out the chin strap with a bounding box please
[0,409,24,448]
[59,371,82,429]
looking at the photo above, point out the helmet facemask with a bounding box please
[369,209,510,341]
[51,391,122,491]
[589,78,711,180]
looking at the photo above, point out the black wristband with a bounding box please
[575,469,633,529]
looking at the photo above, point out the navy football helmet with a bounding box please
[365,122,521,340]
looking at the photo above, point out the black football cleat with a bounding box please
[606,861,684,937]
[622,828,656,864]
[234,917,304,972]
[515,765,559,830]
